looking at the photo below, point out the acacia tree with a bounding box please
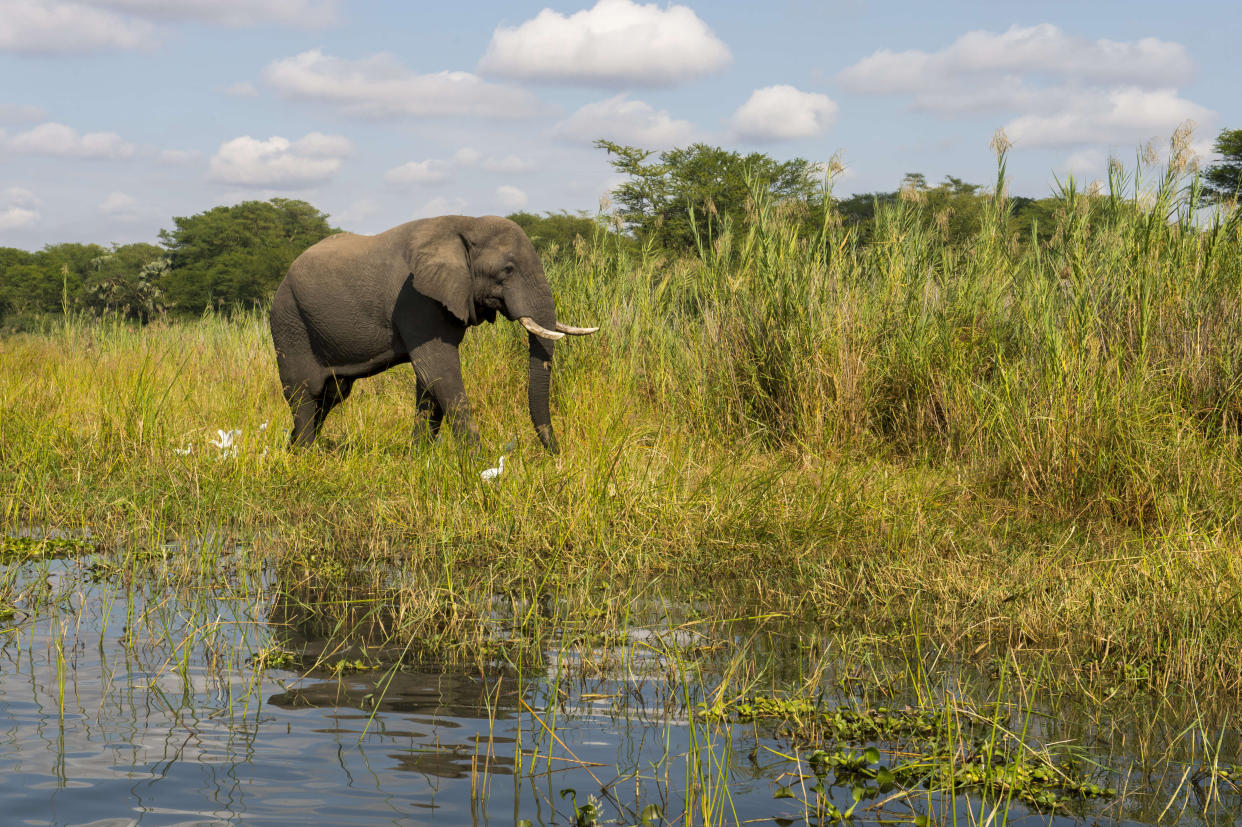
[595,140,823,253]
[1203,128,1242,201]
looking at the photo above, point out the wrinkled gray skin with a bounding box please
[270,215,584,453]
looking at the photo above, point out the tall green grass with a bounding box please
[2,135,1241,696]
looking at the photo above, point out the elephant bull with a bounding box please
[269,215,597,453]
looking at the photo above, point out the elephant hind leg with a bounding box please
[284,375,353,447]
[312,375,354,436]
[289,390,321,448]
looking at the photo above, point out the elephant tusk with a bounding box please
[555,322,599,336]
[518,316,564,340]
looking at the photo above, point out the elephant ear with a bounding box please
[408,223,474,324]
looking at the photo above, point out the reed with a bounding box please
[2,135,1241,702]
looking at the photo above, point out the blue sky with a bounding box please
[0,0,1236,249]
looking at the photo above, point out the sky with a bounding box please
[0,0,1237,250]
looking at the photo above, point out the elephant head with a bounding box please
[270,214,596,453]
[404,215,597,453]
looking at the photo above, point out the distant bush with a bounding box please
[160,198,335,314]
[505,211,601,258]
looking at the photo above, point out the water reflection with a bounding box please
[0,555,1240,825]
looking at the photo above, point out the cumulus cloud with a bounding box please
[453,147,482,166]
[0,0,336,54]
[0,187,40,230]
[208,134,347,188]
[0,0,154,54]
[98,191,143,221]
[291,131,353,157]
[495,185,528,210]
[553,94,694,147]
[81,0,337,27]
[384,159,452,186]
[263,49,543,119]
[478,0,730,87]
[840,24,1192,95]
[731,85,837,142]
[837,23,1211,149]
[8,122,136,159]
[1005,87,1212,147]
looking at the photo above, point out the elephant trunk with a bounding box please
[505,283,560,453]
[527,333,557,454]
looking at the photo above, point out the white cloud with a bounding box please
[478,0,731,88]
[208,134,346,188]
[414,196,468,219]
[8,122,136,159]
[291,131,353,157]
[81,0,337,27]
[0,187,40,229]
[837,24,1211,149]
[98,191,142,221]
[453,147,482,166]
[553,93,694,147]
[384,159,452,186]
[730,85,837,142]
[0,0,335,56]
[0,0,154,54]
[495,185,528,210]
[840,24,1192,95]
[263,49,542,119]
[1005,88,1212,147]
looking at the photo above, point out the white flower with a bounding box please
[209,428,243,458]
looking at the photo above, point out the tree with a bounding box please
[83,243,168,322]
[0,243,105,317]
[506,211,600,257]
[160,198,335,313]
[595,140,823,253]
[1203,128,1242,201]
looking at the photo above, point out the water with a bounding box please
[0,555,1238,826]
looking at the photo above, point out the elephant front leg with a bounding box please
[413,376,446,441]
[408,340,479,446]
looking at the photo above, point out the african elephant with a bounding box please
[269,215,597,452]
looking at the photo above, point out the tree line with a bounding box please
[3,129,1239,328]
